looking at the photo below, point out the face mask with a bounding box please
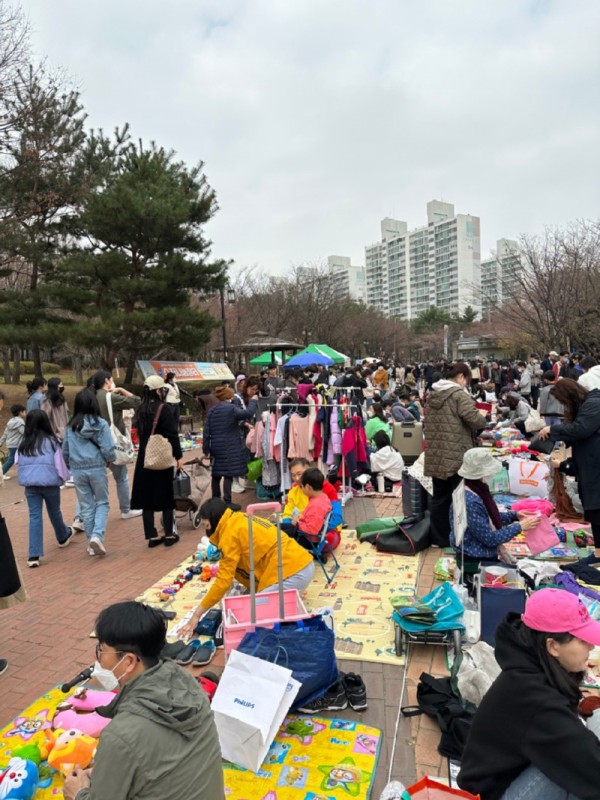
[92,655,126,691]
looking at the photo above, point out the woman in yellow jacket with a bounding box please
[182,498,315,638]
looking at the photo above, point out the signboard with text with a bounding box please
[136,360,234,383]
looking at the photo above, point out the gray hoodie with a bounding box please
[75,659,224,800]
[0,416,25,449]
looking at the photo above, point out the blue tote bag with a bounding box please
[237,615,338,709]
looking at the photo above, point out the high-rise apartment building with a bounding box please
[480,238,522,317]
[327,255,367,303]
[365,201,481,319]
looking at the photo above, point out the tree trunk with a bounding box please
[32,344,43,376]
[1,347,11,384]
[124,355,136,385]
[12,347,21,384]
[74,355,83,386]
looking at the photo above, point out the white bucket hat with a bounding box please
[458,448,502,481]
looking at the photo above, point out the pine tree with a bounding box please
[49,138,226,381]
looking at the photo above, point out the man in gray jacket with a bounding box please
[63,601,224,800]
[92,371,142,520]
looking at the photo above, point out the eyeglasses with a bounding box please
[95,644,125,661]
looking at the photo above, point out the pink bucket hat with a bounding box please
[522,588,600,645]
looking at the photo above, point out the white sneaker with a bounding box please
[89,536,106,556]
[120,510,143,520]
[64,479,75,488]
[72,518,85,533]
[231,481,247,494]
[2,474,11,480]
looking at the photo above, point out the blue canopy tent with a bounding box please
[283,352,333,368]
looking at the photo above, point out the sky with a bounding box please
[19,0,600,275]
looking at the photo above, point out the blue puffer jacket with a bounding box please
[63,416,115,471]
[17,437,63,487]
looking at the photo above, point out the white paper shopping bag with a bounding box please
[211,648,301,772]
[508,459,549,498]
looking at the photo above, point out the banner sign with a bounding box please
[137,360,234,383]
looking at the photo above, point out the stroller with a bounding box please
[174,458,211,529]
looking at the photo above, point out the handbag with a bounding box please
[144,405,174,470]
[53,445,70,483]
[402,469,429,519]
[246,458,263,482]
[106,393,134,465]
[237,615,338,709]
[356,516,404,543]
[524,407,545,433]
[0,513,27,607]
[173,468,191,500]
[376,513,431,555]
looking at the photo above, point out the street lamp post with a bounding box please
[219,284,236,363]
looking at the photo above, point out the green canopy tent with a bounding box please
[290,343,348,365]
[248,350,283,366]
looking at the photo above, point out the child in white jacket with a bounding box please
[0,404,26,478]
[369,430,404,491]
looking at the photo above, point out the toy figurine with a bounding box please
[197,536,211,560]
[210,563,219,578]
[206,543,220,562]
[45,728,97,776]
[200,564,212,582]
[0,756,39,800]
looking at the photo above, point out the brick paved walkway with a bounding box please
[0,461,450,796]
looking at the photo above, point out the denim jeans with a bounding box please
[2,447,16,474]
[25,485,69,558]
[500,765,582,800]
[73,467,109,542]
[109,462,131,513]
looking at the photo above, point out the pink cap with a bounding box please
[522,588,600,646]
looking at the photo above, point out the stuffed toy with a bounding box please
[53,687,117,738]
[0,756,39,800]
[200,564,212,582]
[45,728,97,776]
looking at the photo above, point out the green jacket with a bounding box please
[96,389,140,436]
[76,660,224,800]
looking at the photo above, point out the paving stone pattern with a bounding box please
[0,459,449,796]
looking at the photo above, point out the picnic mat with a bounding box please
[0,689,380,800]
[302,530,420,666]
[224,714,381,799]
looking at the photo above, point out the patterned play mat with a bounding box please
[302,530,419,666]
[0,689,381,800]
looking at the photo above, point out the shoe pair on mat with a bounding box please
[297,672,367,714]
[161,639,216,666]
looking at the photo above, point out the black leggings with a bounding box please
[592,523,600,549]
[212,475,233,504]
[143,508,174,540]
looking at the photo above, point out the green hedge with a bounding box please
[5,361,62,375]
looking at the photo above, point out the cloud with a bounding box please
[20,0,600,275]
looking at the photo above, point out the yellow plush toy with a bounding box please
[45,728,97,776]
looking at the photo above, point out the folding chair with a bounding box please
[306,511,340,584]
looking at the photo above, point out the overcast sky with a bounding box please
[20,0,600,275]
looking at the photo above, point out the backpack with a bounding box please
[402,666,476,761]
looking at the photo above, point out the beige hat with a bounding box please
[458,448,502,481]
[145,375,166,390]
[549,351,559,357]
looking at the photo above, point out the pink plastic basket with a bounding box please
[222,589,309,655]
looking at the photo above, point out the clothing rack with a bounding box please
[257,397,356,507]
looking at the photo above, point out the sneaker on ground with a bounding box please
[120,509,143,520]
[214,622,224,649]
[2,474,11,480]
[297,680,348,714]
[0,658,8,676]
[63,479,75,488]
[27,557,40,568]
[58,529,74,548]
[342,672,368,711]
[72,518,85,533]
[89,536,107,556]
[231,481,247,494]
[87,546,96,557]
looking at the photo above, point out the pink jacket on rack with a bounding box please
[341,414,368,463]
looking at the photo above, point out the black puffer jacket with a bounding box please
[550,388,600,511]
[202,401,252,477]
[459,613,600,800]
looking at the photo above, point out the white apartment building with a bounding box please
[365,201,481,319]
[480,238,522,317]
[327,255,367,303]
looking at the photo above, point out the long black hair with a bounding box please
[45,377,65,407]
[136,385,168,437]
[520,624,584,706]
[369,402,386,422]
[69,389,101,432]
[18,410,57,456]
[372,430,393,451]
